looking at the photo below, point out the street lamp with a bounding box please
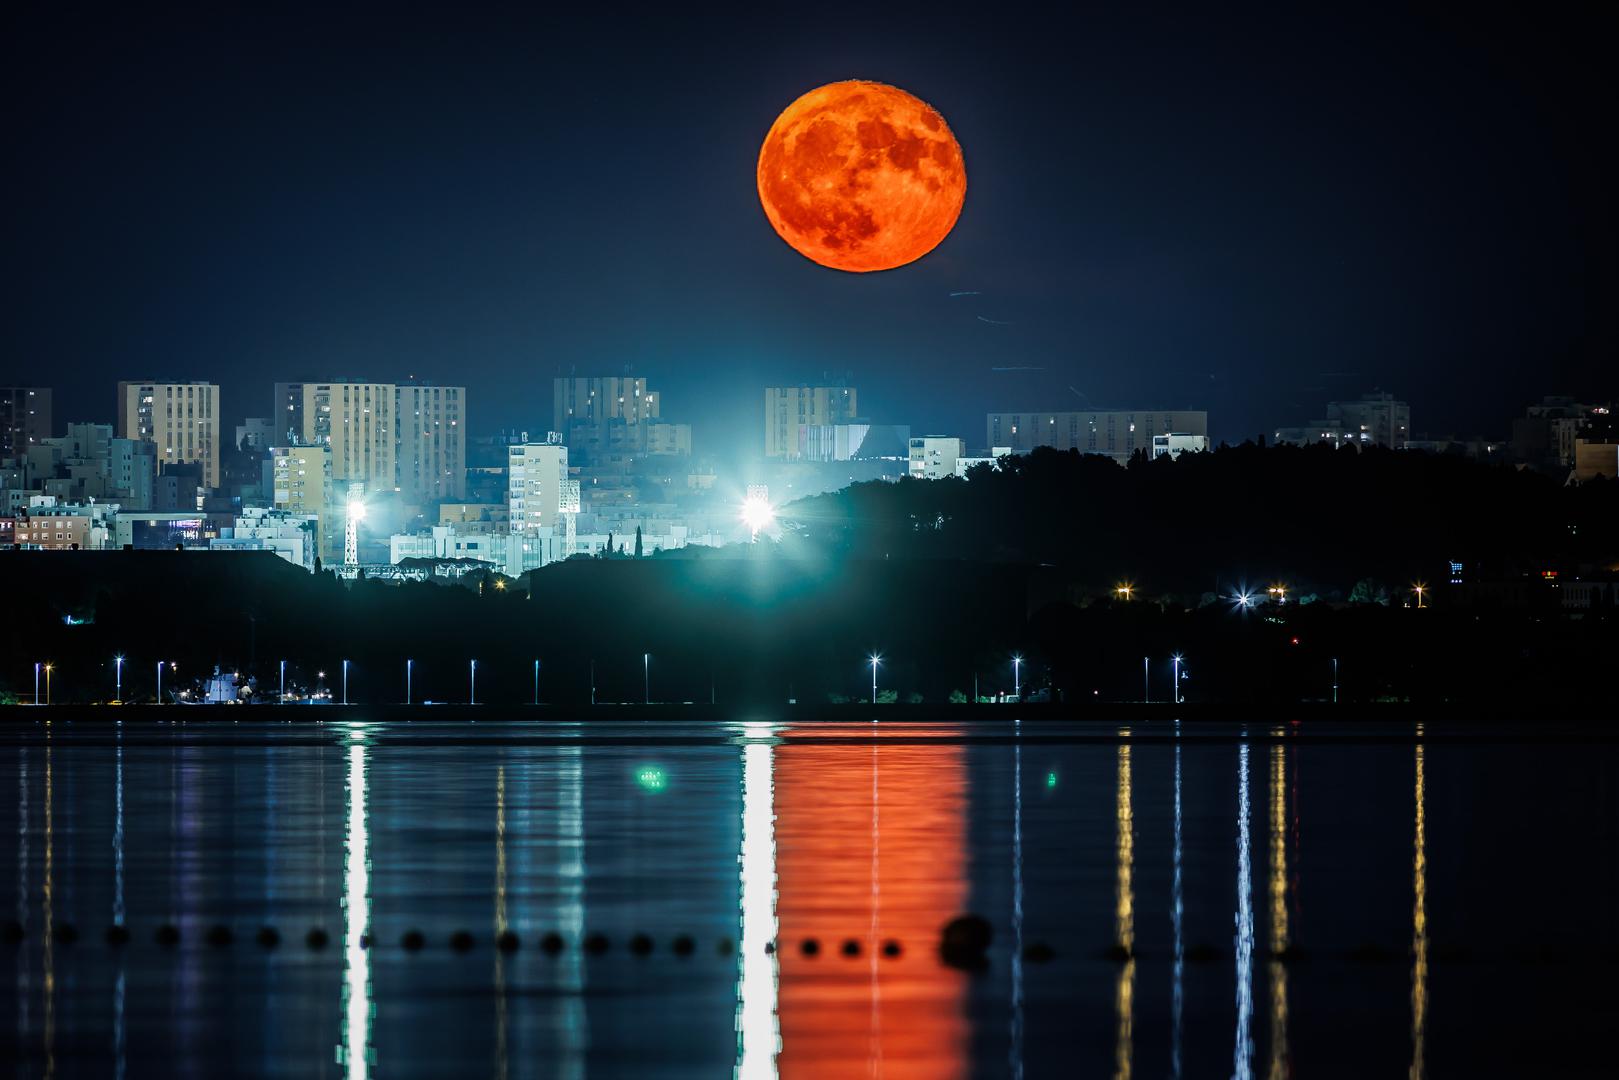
[1269,584,1287,605]
[114,655,124,703]
[1144,656,1150,704]
[533,659,540,706]
[34,662,41,706]
[156,660,164,705]
[470,659,477,705]
[643,653,650,705]
[1012,654,1024,701]
[406,659,414,705]
[1116,583,1133,601]
[1332,657,1339,704]
[1235,591,1253,609]
[44,663,54,706]
[342,659,350,706]
[868,654,882,705]
[279,660,286,703]
[1413,583,1426,609]
[1172,654,1186,704]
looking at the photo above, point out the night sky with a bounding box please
[5,8,1613,455]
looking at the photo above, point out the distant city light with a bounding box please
[740,493,775,537]
[347,500,366,523]
[1046,771,1058,789]
[1115,583,1133,600]
[635,766,667,792]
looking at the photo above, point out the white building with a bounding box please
[509,438,569,534]
[214,506,320,571]
[908,436,965,480]
[396,384,467,503]
[955,446,1012,478]
[1151,433,1210,460]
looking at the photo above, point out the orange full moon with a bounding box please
[757,80,966,273]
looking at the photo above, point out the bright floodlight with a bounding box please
[347,500,366,522]
[740,495,774,535]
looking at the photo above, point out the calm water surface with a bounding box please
[0,719,1614,1078]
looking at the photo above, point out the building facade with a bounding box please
[766,386,858,458]
[1,387,52,458]
[116,381,221,488]
[396,384,467,502]
[508,440,570,534]
[1151,433,1210,459]
[986,410,1207,464]
[301,382,395,493]
[1326,393,1410,449]
[553,377,659,433]
[908,436,965,480]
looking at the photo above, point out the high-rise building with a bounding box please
[508,439,569,535]
[396,384,467,503]
[765,386,858,458]
[272,444,332,558]
[301,382,395,493]
[0,387,52,458]
[1327,392,1409,449]
[986,409,1207,464]
[272,382,306,444]
[107,438,156,509]
[553,377,659,433]
[116,381,221,488]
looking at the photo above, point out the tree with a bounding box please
[634,526,643,559]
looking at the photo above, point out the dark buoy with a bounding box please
[629,933,653,956]
[256,927,281,948]
[207,925,233,948]
[497,930,520,954]
[1023,942,1055,963]
[800,938,821,957]
[156,924,181,947]
[106,924,131,947]
[840,939,861,957]
[541,932,564,956]
[939,915,992,971]
[881,939,902,958]
[583,932,609,955]
[306,928,330,950]
[671,935,695,957]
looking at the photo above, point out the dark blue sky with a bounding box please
[4,8,1613,454]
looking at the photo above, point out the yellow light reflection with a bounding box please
[1114,744,1135,1080]
[1267,744,1289,1080]
[338,738,373,1079]
[737,739,780,1079]
[44,742,54,1080]
[1410,743,1427,1080]
[1234,743,1254,1080]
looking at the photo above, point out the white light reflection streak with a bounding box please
[339,735,372,1079]
[15,749,28,1058]
[114,732,127,1080]
[558,744,586,1080]
[1171,740,1184,1080]
[1410,739,1427,1080]
[1010,735,1024,1080]
[736,737,779,1079]
[495,765,508,1080]
[1233,742,1253,1080]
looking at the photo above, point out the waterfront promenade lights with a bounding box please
[1268,584,1287,605]
[34,662,41,705]
[643,653,650,705]
[868,654,882,704]
[1413,583,1427,609]
[533,659,540,706]
[279,660,286,703]
[342,660,350,706]
[470,660,477,705]
[156,661,164,704]
[45,663,54,706]
[1116,583,1133,601]
[1235,592,1253,610]
[406,659,414,706]
[114,655,124,703]
[1012,654,1024,700]
[1172,654,1185,704]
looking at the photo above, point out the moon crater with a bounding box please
[758,81,966,272]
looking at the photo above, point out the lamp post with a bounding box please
[1012,654,1023,701]
[114,655,124,703]
[1332,658,1338,704]
[1172,654,1184,704]
[1144,656,1150,704]
[342,659,350,706]
[1414,584,1426,609]
[534,659,540,706]
[643,653,650,705]
[869,654,881,704]
[45,663,54,706]
[34,662,41,706]
[156,661,163,705]
[279,660,286,703]
[406,659,413,706]
[470,660,477,706]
